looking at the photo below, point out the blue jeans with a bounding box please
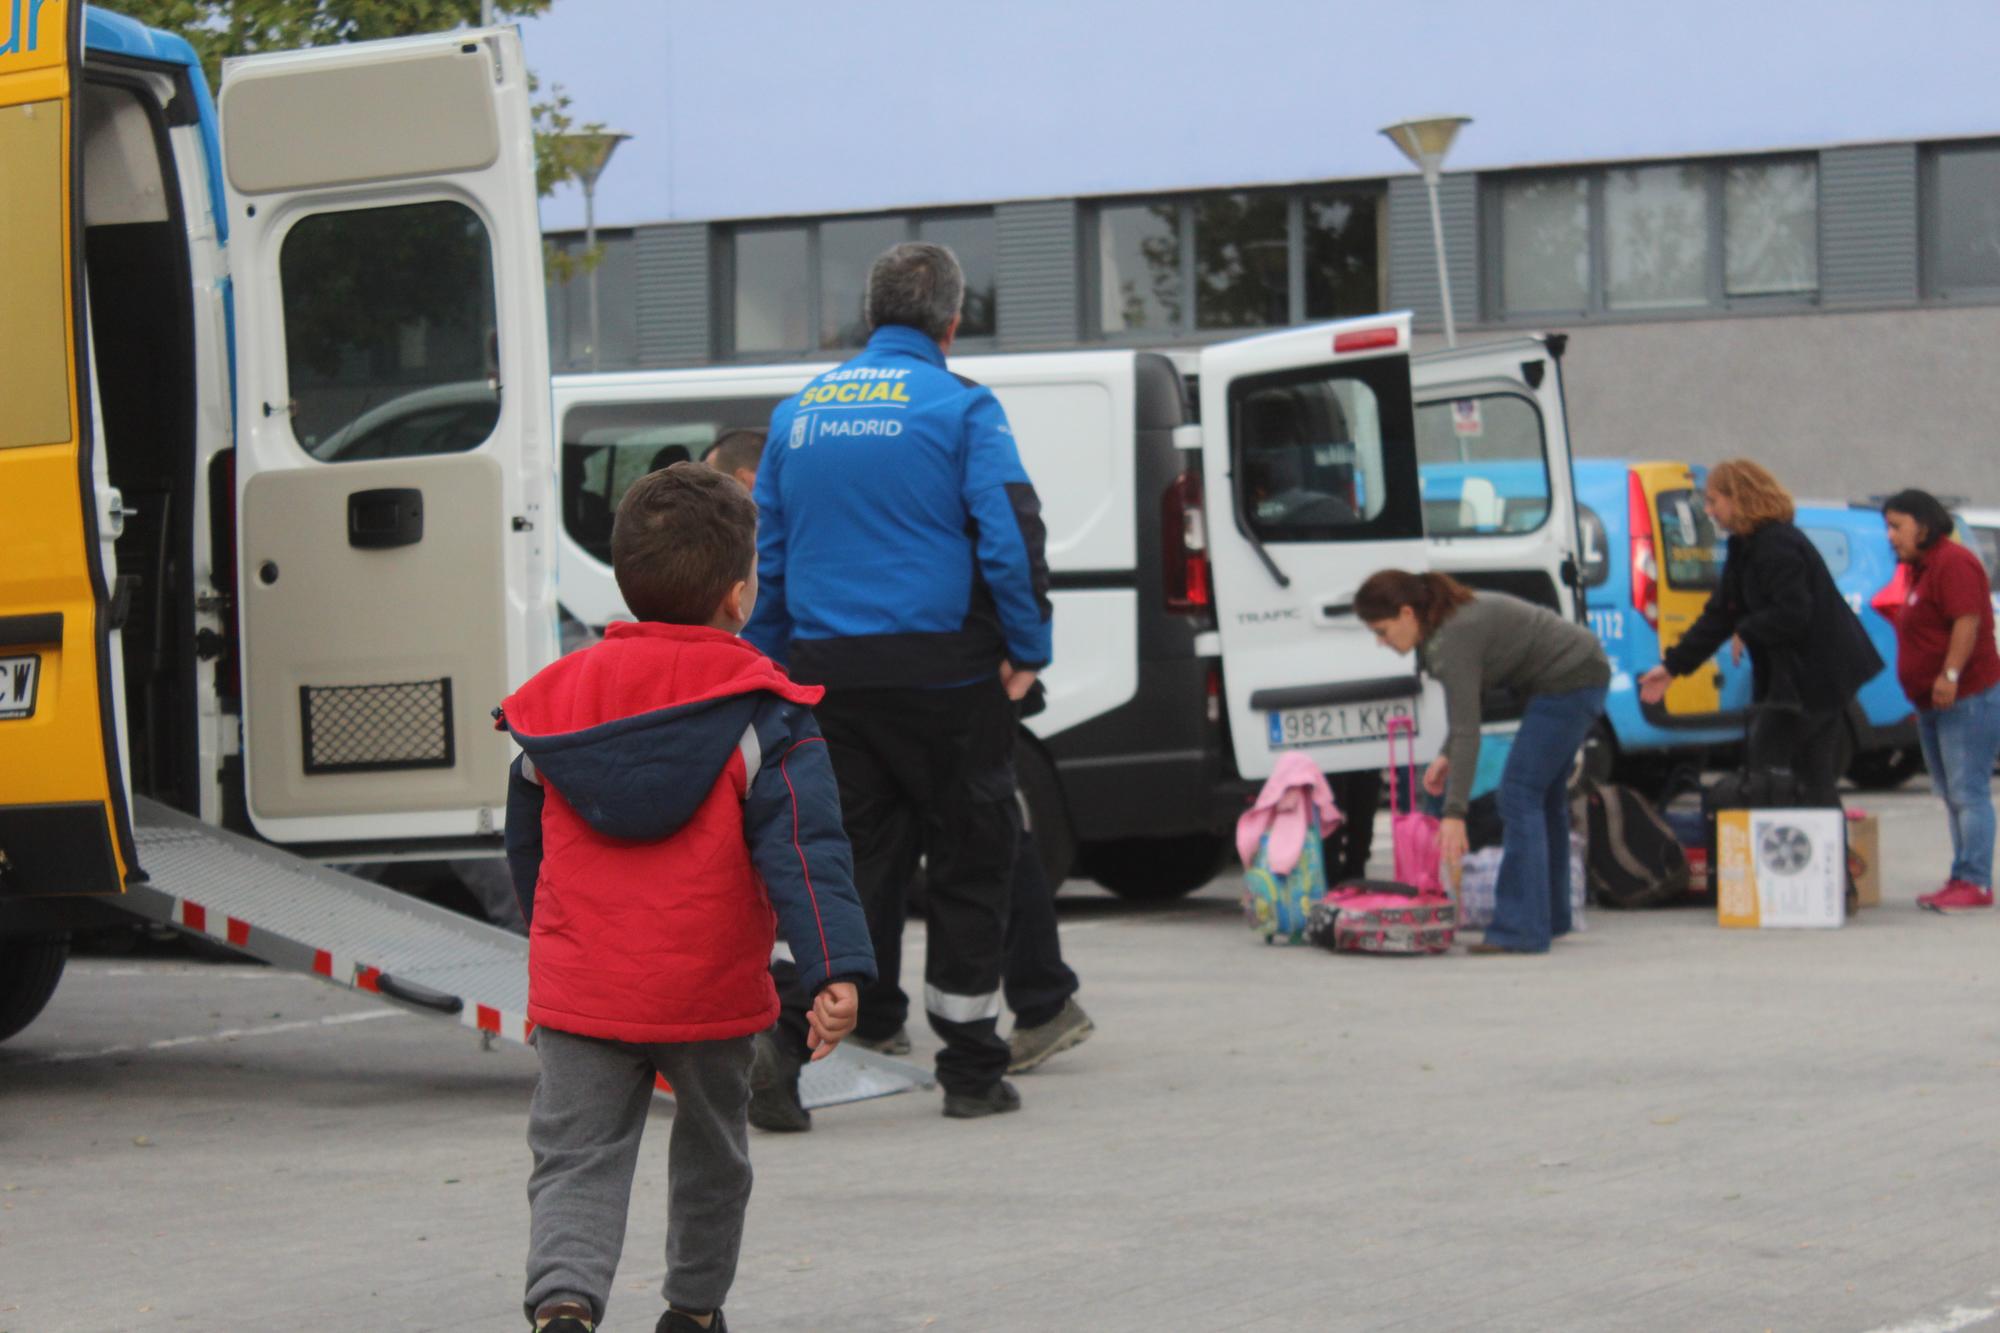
[1485,686,1608,952]
[1916,685,2000,889]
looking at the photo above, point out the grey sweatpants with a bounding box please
[524,1027,755,1323]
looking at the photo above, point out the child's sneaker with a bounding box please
[531,1299,594,1331]
[1920,880,1993,912]
[747,1030,811,1133]
[657,1308,727,1332]
[942,1078,1022,1119]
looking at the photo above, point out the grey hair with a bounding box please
[864,241,965,342]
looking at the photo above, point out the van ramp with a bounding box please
[123,798,929,1108]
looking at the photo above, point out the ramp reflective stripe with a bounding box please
[127,798,533,1043]
[122,799,928,1109]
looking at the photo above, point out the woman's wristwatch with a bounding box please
[1945,667,1962,685]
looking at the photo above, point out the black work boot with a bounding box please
[657,1308,728,1332]
[942,1078,1022,1119]
[747,1030,810,1133]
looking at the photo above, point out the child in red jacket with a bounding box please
[501,463,876,1333]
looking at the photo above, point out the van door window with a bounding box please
[1231,358,1419,543]
[279,200,500,461]
[1413,393,1551,536]
[562,398,785,564]
[0,101,71,450]
[1656,487,1723,590]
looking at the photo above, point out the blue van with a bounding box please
[1569,460,1752,779]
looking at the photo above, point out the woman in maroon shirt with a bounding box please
[1883,488,2000,912]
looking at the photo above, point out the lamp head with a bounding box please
[1379,116,1471,181]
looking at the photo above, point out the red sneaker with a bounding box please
[1921,880,1994,912]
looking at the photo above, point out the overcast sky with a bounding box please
[519,0,2000,231]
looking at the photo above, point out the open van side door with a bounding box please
[1411,334,1583,622]
[0,0,137,898]
[219,28,555,848]
[1198,314,1443,783]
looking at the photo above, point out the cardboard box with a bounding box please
[1716,807,1847,929]
[1847,813,1880,909]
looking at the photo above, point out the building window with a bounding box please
[1489,157,1818,320]
[1091,187,1382,340]
[723,211,997,357]
[1926,144,2000,299]
[545,230,639,372]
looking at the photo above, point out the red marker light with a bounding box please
[1333,326,1400,354]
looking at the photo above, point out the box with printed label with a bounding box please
[1715,807,1847,929]
[1846,812,1880,909]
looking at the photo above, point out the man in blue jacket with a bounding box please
[746,241,1052,1123]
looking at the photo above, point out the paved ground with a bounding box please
[4,782,2000,1332]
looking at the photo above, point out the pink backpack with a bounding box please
[1387,716,1444,895]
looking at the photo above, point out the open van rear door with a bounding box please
[1199,314,1443,782]
[219,28,554,848]
[1411,334,1583,622]
[0,0,136,897]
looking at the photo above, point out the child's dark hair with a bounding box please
[1881,488,1954,551]
[1354,568,1476,634]
[612,462,757,625]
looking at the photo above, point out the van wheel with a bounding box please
[0,935,69,1044]
[1849,746,1923,791]
[1015,736,1076,890]
[1084,833,1230,901]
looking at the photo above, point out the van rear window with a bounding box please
[1656,488,1723,590]
[1231,357,1421,544]
[562,398,783,564]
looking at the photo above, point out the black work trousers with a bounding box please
[856,812,1079,1038]
[811,680,1018,1095]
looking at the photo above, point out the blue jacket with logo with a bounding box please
[744,324,1053,688]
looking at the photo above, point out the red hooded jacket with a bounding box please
[500,622,875,1045]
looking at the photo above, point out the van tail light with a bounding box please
[1628,472,1659,628]
[1163,466,1211,614]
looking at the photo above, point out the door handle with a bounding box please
[348,488,424,550]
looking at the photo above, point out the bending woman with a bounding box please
[1356,571,1610,955]
[1638,459,1880,807]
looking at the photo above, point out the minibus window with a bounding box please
[561,398,784,564]
[280,200,500,461]
[1413,393,1551,537]
[0,102,71,450]
[1656,488,1723,590]
[1231,357,1420,545]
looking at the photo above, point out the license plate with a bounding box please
[1267,698,1415,750]
[1,654,40,720]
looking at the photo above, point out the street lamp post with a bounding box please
[1380,116,1472,347]
[561,131,632,371]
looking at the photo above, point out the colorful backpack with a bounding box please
[1242,811,1331,945]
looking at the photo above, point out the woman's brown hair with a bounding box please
[1354,569,1475,634]
[1707,459,1794,530]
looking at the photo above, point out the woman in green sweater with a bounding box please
[1355,570,1611,954]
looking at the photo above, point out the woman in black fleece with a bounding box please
[1638,458,1880,807]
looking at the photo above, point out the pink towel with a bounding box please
[1235,752,1343,875]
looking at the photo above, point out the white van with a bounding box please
[546,317,1583,898]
